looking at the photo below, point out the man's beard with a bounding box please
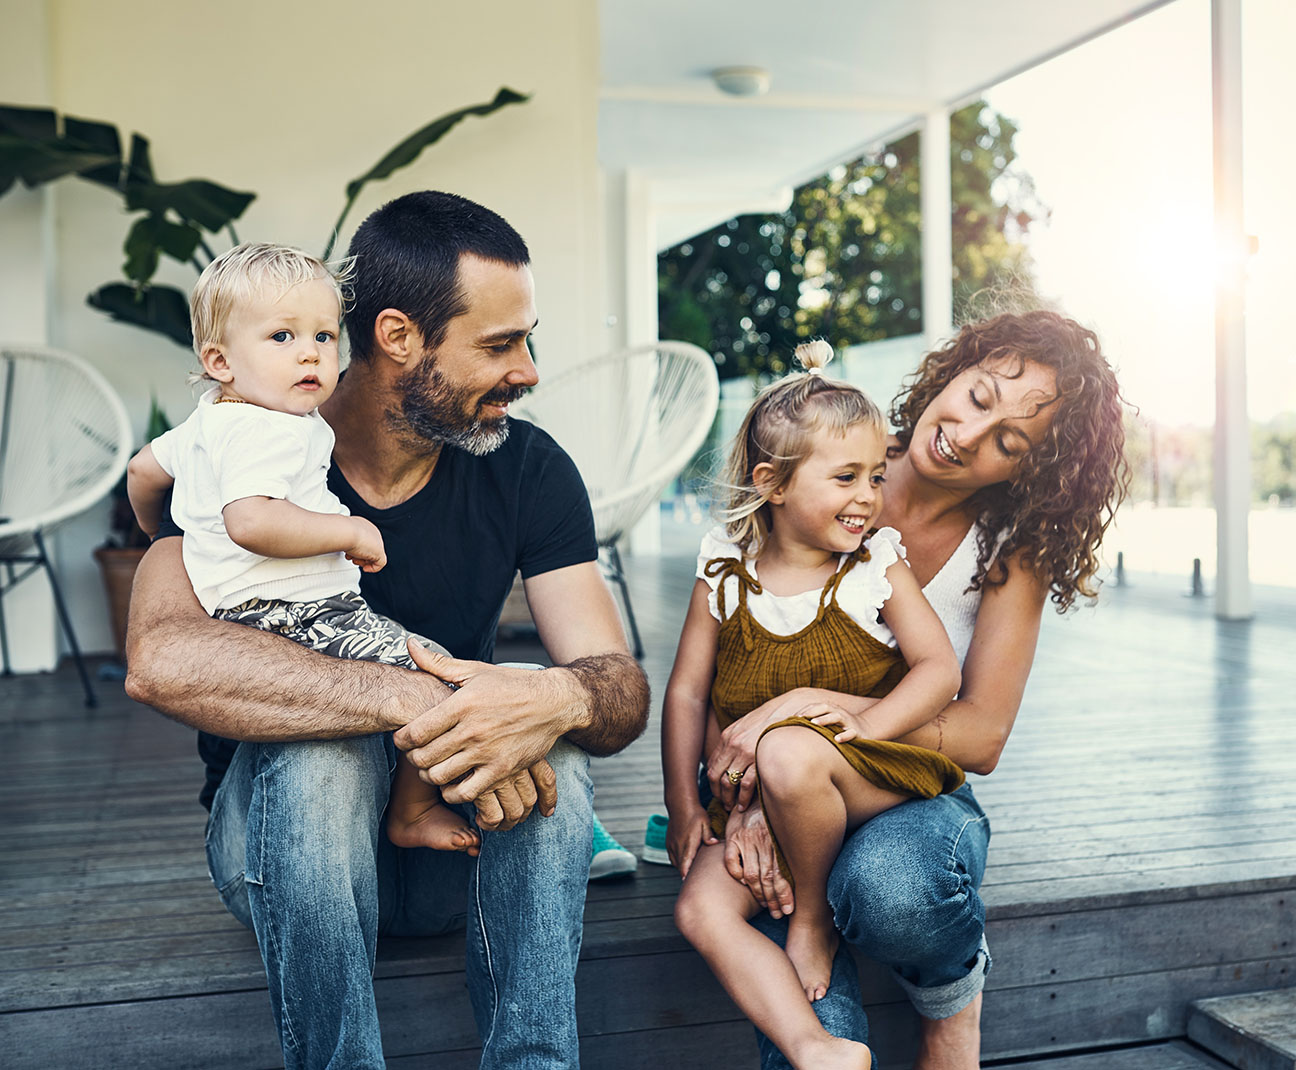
[396,360,528,457]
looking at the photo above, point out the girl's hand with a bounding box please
[666,806,719,878]
[806,702,871,743]
[345,517,387,573]
[724,804,795,919]
[707,688,816,811]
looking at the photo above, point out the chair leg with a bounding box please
[32,530,97,708]
[605,542,644,660]
[0,562,12,677]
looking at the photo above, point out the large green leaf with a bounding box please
[122,213,203,284]
[62,116,123,189]
[87,281,193,349]
[322,87,530,258]
[0,106,121,195]
[125,178,254,232]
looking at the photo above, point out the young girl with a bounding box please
[663,341,964,1070]
[127,242,477,856]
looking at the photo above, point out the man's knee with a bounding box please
[249,736,393,864]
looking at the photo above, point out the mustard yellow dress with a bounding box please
[701,528,964,876]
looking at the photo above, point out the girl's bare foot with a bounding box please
[914,991,982,1070]
[785,913,839,1002]
[794,1035,871,1070]
[388,801,481,855]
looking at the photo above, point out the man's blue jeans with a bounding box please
[205,731,593,1070]
[754,783,992,1069]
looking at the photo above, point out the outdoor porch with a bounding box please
[3,535,1294,1069]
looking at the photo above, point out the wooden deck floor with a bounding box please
[3,546,1295,1068]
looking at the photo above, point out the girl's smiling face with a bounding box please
[762,420,889,557]
[910,355,1058,490]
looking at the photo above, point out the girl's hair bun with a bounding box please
[794,339,834,375]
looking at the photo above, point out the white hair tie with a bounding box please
[807,367,824,377]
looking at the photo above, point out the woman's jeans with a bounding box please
[755,782,992,1069]
[205,731,593,1070]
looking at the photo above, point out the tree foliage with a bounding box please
[658,101,1048,379]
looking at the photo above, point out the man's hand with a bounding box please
[393,643,586,805]
[724,804,795,919]
[472,760,557,831]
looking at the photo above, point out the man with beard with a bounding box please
[125,191,650,1070]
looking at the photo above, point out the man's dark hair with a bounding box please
[344,191,530,362]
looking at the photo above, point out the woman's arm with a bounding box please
[660,580,721,875]
[892,553,1048,774]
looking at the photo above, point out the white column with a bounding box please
[1,0,61,670]
[619,170,663,554]
[1211,0,1252,620]
[921,109,953,345]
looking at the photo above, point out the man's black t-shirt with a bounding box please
[195,419,597,810]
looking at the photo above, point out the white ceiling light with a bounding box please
[711,66,771,97]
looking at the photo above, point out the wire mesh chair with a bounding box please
[0,345,133,706]
[512,341,719,657]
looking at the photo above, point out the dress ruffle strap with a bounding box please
[703,556,763,651]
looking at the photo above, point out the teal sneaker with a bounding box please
[642,813,670,865]
[589,812,637,880]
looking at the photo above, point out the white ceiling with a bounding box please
[599,0,1176,244]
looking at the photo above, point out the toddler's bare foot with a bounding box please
[388,802,480,855]
[914,991,982,1070]
[786,912,839,1002]
[795,1035,871,1070]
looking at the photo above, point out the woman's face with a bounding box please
[909,355,1058,491]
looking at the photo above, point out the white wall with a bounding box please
[3,0,604,658]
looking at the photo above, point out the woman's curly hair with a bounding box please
[890,310,1130,611]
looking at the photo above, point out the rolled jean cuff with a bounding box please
[895,934,992,1020]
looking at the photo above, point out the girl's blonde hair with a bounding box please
[188,242,353,382]
[718,340,885,556]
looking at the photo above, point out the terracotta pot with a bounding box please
[93,545,146,661]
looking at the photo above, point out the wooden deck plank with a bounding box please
[3,556,1296,1067]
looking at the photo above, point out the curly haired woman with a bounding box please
[701,309,1129,1069]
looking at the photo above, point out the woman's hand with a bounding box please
[708,688,883,809]
[667,805,718,878]
[806,702,872,743]
[706,688,813,810]
[724,804,795,919]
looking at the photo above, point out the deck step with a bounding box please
[1188,989,1296,1070]
[988,1039,1235,1069]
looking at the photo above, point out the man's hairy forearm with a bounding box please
[124,539,446,740]
[128,617,445,740]
[560,652,649,756]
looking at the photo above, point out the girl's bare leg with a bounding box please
[675,845,871,1070]
[757,727,907,1001]
[386,752,480,854]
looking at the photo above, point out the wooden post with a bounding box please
[1211,0,1253,620]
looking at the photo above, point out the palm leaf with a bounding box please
[322,87,529,259]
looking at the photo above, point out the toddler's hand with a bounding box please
[667,808,718,878]
[345,517,387,572]
[805,702,863,743]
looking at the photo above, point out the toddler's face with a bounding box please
[206,277,342,415]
